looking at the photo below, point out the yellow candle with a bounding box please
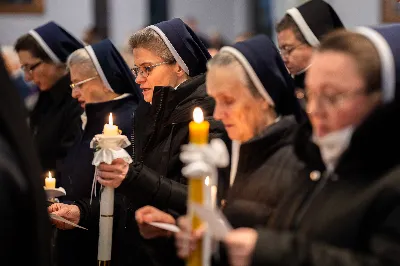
[189,107,210,144]
[103,113,119,136]
[45,171,56,189]
[187,107,209,266]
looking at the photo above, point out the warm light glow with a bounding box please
[109,113,113,126]
[48,171,53,179]
[193,107,204,123]
[205,176,210,186]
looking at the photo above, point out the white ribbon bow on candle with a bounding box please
[89,135,133,204]
[180,138,229,182]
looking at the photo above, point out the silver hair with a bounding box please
[66,48,98,77]
[129,27,175,63]
[207,51,261,99]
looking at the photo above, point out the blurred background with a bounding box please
[0,0,396,53]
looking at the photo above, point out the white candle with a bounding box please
[103,113,119,136]
[211,185,217,209]
[45,171,56,189]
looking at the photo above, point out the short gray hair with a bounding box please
[129,27,175,63]
[66,48,98,77]
[207,51,261,99]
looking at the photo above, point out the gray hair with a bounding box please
[66,48,98,77]
[207,51,261,99]
[129,27,175,63]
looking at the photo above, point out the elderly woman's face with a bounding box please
[206,65,268,142]
[69,65,106,108]
[306,51,380,137]
[132,47,179,103]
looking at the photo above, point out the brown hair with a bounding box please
[14,34,52,62]
[318,29,381,93]
[276,14,308,45]
[129,28,175,64]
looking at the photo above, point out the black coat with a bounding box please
[119,74,228,214]
[223,116,302,229]
[252,101,400,266]
[0,56,51,266]
[29,74,82,173]
[116,74,228,266]
[56,95,139,266]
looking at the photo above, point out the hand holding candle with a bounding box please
[45,171,56,189]
[103,113,119,136]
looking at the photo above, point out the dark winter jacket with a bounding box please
[252,101,400,266]
[223,115,302,229]
[118,74,228,266]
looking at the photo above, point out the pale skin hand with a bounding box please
[135,206,176,239]
[224,228,258,266]
[48,203,80,230]
[175,216,205,259]
[97,158,129,188]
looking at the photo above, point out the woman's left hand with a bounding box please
[224,228,258,266]
[97,158,129,188]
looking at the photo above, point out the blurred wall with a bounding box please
[169,0,251,42]
[0,0,93,46]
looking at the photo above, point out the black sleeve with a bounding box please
[118,163,188,215]
[251,206,400,266]
[118,117,230,215]
[0,170,20,262]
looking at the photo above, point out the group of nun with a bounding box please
[1,0,400,266]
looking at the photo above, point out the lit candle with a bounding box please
[188,107,210,266]
[103,113,119,136]
[45,171,56,189]
[189,107,210,144]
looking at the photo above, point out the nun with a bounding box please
[47,39,142,266]
[14,21,83,173]
[276,0,344,100]
[174,34,305,262]
[0,56,51,265]
[96,19,226,216]
[223,25,400,266]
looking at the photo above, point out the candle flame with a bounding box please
[109,113,113,126]
[205,176,210,186]
[48,171,52,179]
[193,107,204,123]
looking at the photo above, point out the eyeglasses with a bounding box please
[21,61,42,74]
[131,62,169,78]
[279,43,305,57]
[70,76,97,90]
[305,89,367,109]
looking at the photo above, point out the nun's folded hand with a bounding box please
[135,206,176,239]
[175,216,206,259]
[48,203,80,230]
[224,228,258,266]
[97,158,129,188]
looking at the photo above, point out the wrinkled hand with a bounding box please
[224,228,258,266]
[135,206,176,239]
[97,158,129,188]
[48,203,80,230]
[175,216,205,259]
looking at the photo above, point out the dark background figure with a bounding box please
[0,55,51,266]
